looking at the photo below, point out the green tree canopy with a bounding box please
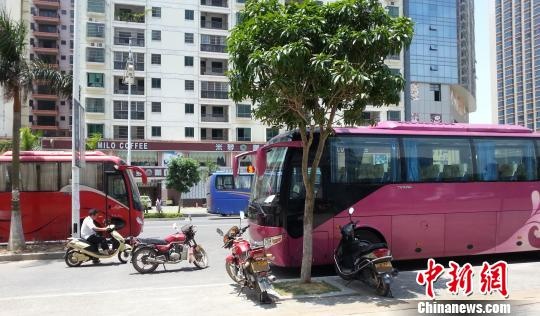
[166,157,201,212]
[228,0,413,282]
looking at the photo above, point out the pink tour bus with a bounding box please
[235,122,540,267]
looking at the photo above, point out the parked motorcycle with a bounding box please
[334,207,397,297]
[216,211,276,304]
[64,225,131,266]
[131,219,208,274]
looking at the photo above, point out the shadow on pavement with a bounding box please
[228,283,279,310]
[129,266,204,275]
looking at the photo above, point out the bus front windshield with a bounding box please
[127,170,143,212]
[252,147,287,204]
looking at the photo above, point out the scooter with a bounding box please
[216,211,276,304]
[64,225,132,266]
[334,207,397,297]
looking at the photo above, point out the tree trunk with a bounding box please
[177,193,183,213]
[8,87,25,251]
[300,189,315,283]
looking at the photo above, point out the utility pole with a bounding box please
[124,38,135,165]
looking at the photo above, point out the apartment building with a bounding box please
[492,0,540,130]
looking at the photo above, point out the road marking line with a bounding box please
[0,282,232,301]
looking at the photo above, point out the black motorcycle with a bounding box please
[334,207,397,297]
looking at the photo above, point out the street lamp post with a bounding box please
[123,39,135,165]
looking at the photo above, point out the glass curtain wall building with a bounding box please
[404,0,476,123]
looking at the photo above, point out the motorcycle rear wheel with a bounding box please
[193,246,208,269]
[65,249,83,267]
[225,261,242,284]
[371,269,390,297]
[255,281,273,304]
[132,248,159,274]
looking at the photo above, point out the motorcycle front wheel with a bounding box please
[193,245,208,269]
[64,249,83,267]
[131,248,159,274]
[225,261,242,284]
[118,250,130,264]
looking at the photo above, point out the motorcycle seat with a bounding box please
[138,238,168,245]
[360,242,388,254]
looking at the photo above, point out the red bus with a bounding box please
[237,122,540,267]
[0,151,147,242]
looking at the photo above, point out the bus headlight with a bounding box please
[263,234,283,249]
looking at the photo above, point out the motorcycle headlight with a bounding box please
[251,240,264,248]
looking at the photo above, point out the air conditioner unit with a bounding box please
[88,18,94,22]
[90,42,95,47]
[97,43,103,47]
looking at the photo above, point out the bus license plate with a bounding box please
[251,260,270,272]
[374,261,393,272]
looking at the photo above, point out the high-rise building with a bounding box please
[492,0,539,130]
[29,0,74,137]
[403,0,476,123]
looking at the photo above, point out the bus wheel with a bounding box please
[65,250,83,267]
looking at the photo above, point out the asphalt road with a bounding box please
[0,216,539,316]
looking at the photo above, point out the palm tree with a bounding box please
[20,127,42,151]
[0,10,72,251]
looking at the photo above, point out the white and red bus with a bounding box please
[0,151,147,242]
[237,122,540,267]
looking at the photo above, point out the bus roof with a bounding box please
[0,151,123,163]
[353,121,532,134]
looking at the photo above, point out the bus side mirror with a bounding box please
[240,211,245,220]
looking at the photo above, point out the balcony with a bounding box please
[34,46,59,55]
[200,44,227,53]
[201,106,228,122]
[200,13,228,30]
[114,76,145,95]
[200,128,228,141]
[34,0,60,9]
[32,108,58,116]
[34,15,60,24]
[114,27,145,47]
[201,0,228,8]
[201,90,228,99]
[114,36,145,47]
[33,31,59,39]
[114,5,145,23]
[200,58,227,76]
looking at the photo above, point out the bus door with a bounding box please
[105,169,130,234]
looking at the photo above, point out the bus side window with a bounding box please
[0,163,10,192]
[107,174,128,206]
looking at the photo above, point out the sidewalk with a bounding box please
[144,206,209,219]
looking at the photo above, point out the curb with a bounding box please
[0,251,64,262]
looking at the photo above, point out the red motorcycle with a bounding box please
[131,221,208,274]
[216,219,276,304]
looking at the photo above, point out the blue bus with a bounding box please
[206,173,253,215]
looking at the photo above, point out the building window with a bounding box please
[236,104,251,118]
[430,65,439,71]
[151,78,161,89]
[152,30,161,41]
[61,55,66,60]
[185,103,194,114]
[430,84,441,102]
[69,55,73,65]
[60,116,65,121]
[266,128,279,141]
[87,0,105,13]
[185,10,194,20]
[185,56,194,66]
[86,47,104,63]
[386,6,399,17]
[152,7,161,18]
[70,25,74,33]
[87,124,104,137]
[151,126,161,137]
[87,73,104,88]
[151,54,161,65]
[151,102,161,113]
[86,97,105,113]
[429,44,438,51]
[185,33,194,44]
[185,80,194,91]
[114,126,145,139]
[237,128,251,142]
[185,127,194,138]
[387,110,401,121]
[113,101,145,120]
[86,22,104,37]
